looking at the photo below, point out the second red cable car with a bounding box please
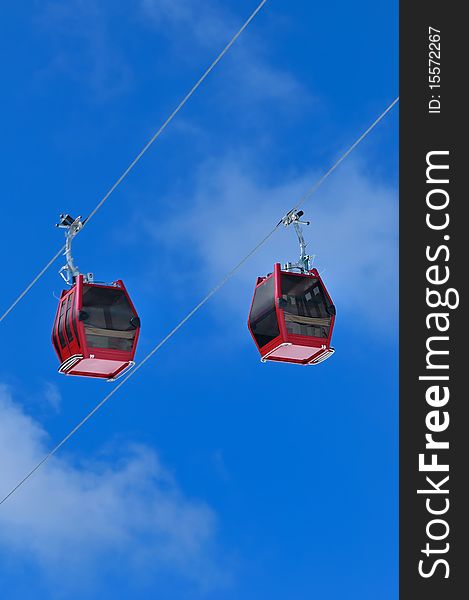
[248,263,335,365]
[248,210,336,365]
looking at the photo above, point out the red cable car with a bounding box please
[248,210,336,365]
[52,215,140,380]
[248,263,335,364]
[52,276,140,380]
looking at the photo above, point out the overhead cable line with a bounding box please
[0,0,269,325]
[0,96,399,506]
[287,96,400,217]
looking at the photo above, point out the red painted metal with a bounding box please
[247,263,336,365]
[52,275,140,380]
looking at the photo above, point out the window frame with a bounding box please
[248,273,281,349]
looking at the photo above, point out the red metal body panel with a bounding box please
[247,263,336,365]
[51,275,140,380]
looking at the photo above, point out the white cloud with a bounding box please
[42,382,62,413]
[139,156,398,336]
[0,385,225,595]
[141,0,247,47]
[36,1,133,100]
[35,0,308,139]
[140,0,309,110]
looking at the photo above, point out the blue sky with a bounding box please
[0,1,398,599]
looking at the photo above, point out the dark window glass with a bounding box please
[52,328,61,356]
[281,274,332,339]
[70,292,80,347]
[249,277,279,348]
[82,285,138,351]
[58,301,67,348]
[65,295,74,343]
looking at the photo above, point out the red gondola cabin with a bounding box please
[52,275,140,380]
[248,263,335,365]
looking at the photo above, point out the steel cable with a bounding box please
[0,96,399,506]
[0,0,269,324]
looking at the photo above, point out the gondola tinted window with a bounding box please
[82,285,137,351]
[249,276,280,348]
[281,274,332,338]
[58,301,67,349]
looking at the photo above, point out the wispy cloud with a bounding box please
[141,0,228,44]
[0,384,226,596]
[41,381,62,413]
[137,155,398,336]
[140,0,309,110]
[36,1,133,101]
